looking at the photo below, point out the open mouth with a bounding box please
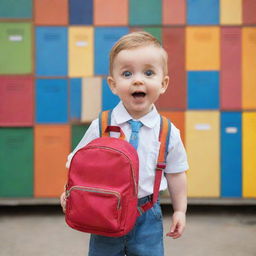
[132,91,146,98]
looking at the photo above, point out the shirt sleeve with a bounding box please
[65,119,99,168]
[164,123,189,174]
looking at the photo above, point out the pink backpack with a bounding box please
[65,110,171,237]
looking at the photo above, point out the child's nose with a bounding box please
[132,74,144,85]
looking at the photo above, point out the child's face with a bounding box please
[108,45,169,119]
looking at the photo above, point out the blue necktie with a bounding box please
[128,120,143,150]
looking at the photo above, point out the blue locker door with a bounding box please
[94,27,129,75]
[221,112,242,197]
[36,27,67,76]
[102,79,119,110]
[69,0,93,25]
[187,0,219,25]
[36,79,68,123]
[188,71,219,110]
[70,78,82,121]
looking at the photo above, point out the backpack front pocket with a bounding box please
[66,186,121,232]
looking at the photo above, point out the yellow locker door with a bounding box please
[242,28,256,109]
[186,111,220,197]
[81,77,102,122]
[220,0,242,25]
[242,112,256,197]
[186,27,220,70]
[69,26,94,77]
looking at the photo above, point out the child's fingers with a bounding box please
[60,192,66,213]
[166,222,184,239]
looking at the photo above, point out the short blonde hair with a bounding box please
[109,31,168,75]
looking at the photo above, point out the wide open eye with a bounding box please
[144,70,154,77]
[122,71,132,77]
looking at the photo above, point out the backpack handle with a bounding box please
[102,126,126,140]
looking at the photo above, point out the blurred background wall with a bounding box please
[0,0,256,202]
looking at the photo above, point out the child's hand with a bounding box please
[166,211,186,239]
[60,192,66,213]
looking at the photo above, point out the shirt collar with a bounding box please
[113,101,159,128]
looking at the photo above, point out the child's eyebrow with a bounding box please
[143,64,156,69]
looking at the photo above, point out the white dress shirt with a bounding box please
[66,101,189,198]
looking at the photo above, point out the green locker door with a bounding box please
[0,128,33,197]
[71,124,89,150]
[186,111,220,197]
[0,0,32,18]
[0,23,32,74]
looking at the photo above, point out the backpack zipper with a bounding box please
[66,186,121,209]
[85,145,138,196]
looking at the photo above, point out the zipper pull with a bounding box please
[65,189,70,198]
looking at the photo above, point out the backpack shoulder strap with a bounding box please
[152,115,171,203]
[138,115,171,215]
[158,115,171,164]
[99,110,112,137]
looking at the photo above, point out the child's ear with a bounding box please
[160,75,169,94]
[107,76,117,95]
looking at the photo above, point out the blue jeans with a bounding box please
[88,196,164,256]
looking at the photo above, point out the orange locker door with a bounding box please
[160,111,185,144]
[94,0,128,26]
[34,125,70,197]
[162,0,186,25]
[186,111,220,197]
[34,0,68,25]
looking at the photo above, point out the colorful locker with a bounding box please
[81,77,102,122]
[94,0,128,26]
[0,128,33,197]
[159,27,186,110]
[69,0,93,25]
[144,27,162,42]
[162,0,186,25]
[243,0,256,25]
[34,0,68,25]
[160,111,185,144]
[36,79,68,123]
[36,27,68,76]
[186,27,220,71]
[187,0,219,25]
[188,71,219,110]
[186,111,220,197]
[0,23,32,74]
[221,27,241,110]
[220,0,242,25]
[102,78,119,110]
[242,112,256,198]
[34,125,70,197]
[68,26,94,77]
[72,124,89,150]
[70,78,82,122]
[94,27,129,75]
[0,76,33,126]
[242,28,256,110]
[0,0,32,18]
[129,0,162,26]
[221,112,242,197]
[129,27,161,42]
